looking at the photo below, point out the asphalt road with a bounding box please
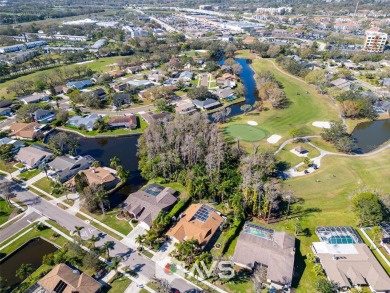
[0,211,41,243]
[0,177,196,292]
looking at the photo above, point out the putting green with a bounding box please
[224,124,267,142]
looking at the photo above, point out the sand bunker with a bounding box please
[247,121,258,126]
[267,134,282,144]
[312,121,331,129]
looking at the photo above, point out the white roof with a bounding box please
[312,242,358,255]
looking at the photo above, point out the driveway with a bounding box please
[0,176,197,292]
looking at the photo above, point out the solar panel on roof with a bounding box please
[53,280,68,293]
[193,205,214,222]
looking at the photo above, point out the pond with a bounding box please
[351,119,390,153]
[0,238,57,292]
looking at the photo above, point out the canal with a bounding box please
[0,238,57,292]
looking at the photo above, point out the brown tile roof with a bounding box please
[108,115,137,127]
[166,204,224,247]
[9,122,40,139]
[38,263,101,293]
[67,167,116,187]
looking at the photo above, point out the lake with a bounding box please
[351,119,390,153]
[0,238,57,292]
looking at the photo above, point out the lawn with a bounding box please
[235,50,256,59]
[223,124,267,142]
[222,58,340,149]
[105,275,132,293]
[309,137,339,153]
[32,177,66,198]
[276,142,321,170]
[264,148,390,292]
[0,198,17,225]
[0,56,125,99]
[0,160,17,173]
[18,169,41,181]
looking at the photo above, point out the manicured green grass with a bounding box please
[0,225,67,256]
[106,275,132,293]
[18,169,41,180]
[76,212,124,240]
[0,198,15,225]
[223,124,267,142]
[235,50,256,59]
[0,56,125,99]
[222,58,340,149]
[32,177,66,198]
[141,250,154,258]
[309,137,339,153]
[276,142,321,170]
[266,149,390,292]
[0,160,17,173]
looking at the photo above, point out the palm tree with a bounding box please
[52,95,62,109]
[110,156,121,169]
[371,226,382,249]
[109,256,121,273]
[39,162,50,178]
[103,241,112,258]
[88,235,100,248]
[91,160,101,168]
[74,226,84,240]
[135,234,145,250]
[116,165,129,182]
[94,189,107,215]
[15,263,33,281]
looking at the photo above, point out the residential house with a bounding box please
[166,203,224,248]
[113,93,132,107]
[178,71,193,81]
[141,63,153,70]
[312,226,390,292]
[32,109,57,123]
[233,223,296,288]
[108,70,125,78]
[381,78,390,88]
[175,100,197,115]
[37,263,102,293]
[48,155,93,183]
[127,80,154,89]
[87,88,106,99]
[15,145,53,169]
[67,114,100,131]
[148,72,166,83]
[9,122,43,140]
[215,88,236,100]
[0,137,25,152]
[193,98,221,110]
[124,183,177,229]
[330,78,352,91]
[108,115,137,129]
[66,79,93,90]
[140,111,173,124]
[54,85,68,95]
[113,83,127,92]
[19,92,50,104]
[66,167,118,190]
[126,66,141,74]
[0,107,12,117]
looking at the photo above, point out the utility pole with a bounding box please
[354,1,359,17]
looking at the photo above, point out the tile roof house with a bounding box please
[15,145,53,169]
[37,263,102,293]
[124,184,177,229]
[66,79,93,90]
[312,242,390,292]
[48,155,93,183]
[175,100,197,115]
[9,122,43,140]
[166,203,224,248]
[66,167,118,190]
[32,109,57,123]
[19,92,50,104]
[108,115,137,129]
[67,114,100,131]
[193,98,221,110]
[233,223,296,288]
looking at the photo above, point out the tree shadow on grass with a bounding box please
[291,239,306,289]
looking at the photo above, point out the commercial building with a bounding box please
[363,29,388,53]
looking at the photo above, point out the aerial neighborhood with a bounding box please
[0,1,389,293]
